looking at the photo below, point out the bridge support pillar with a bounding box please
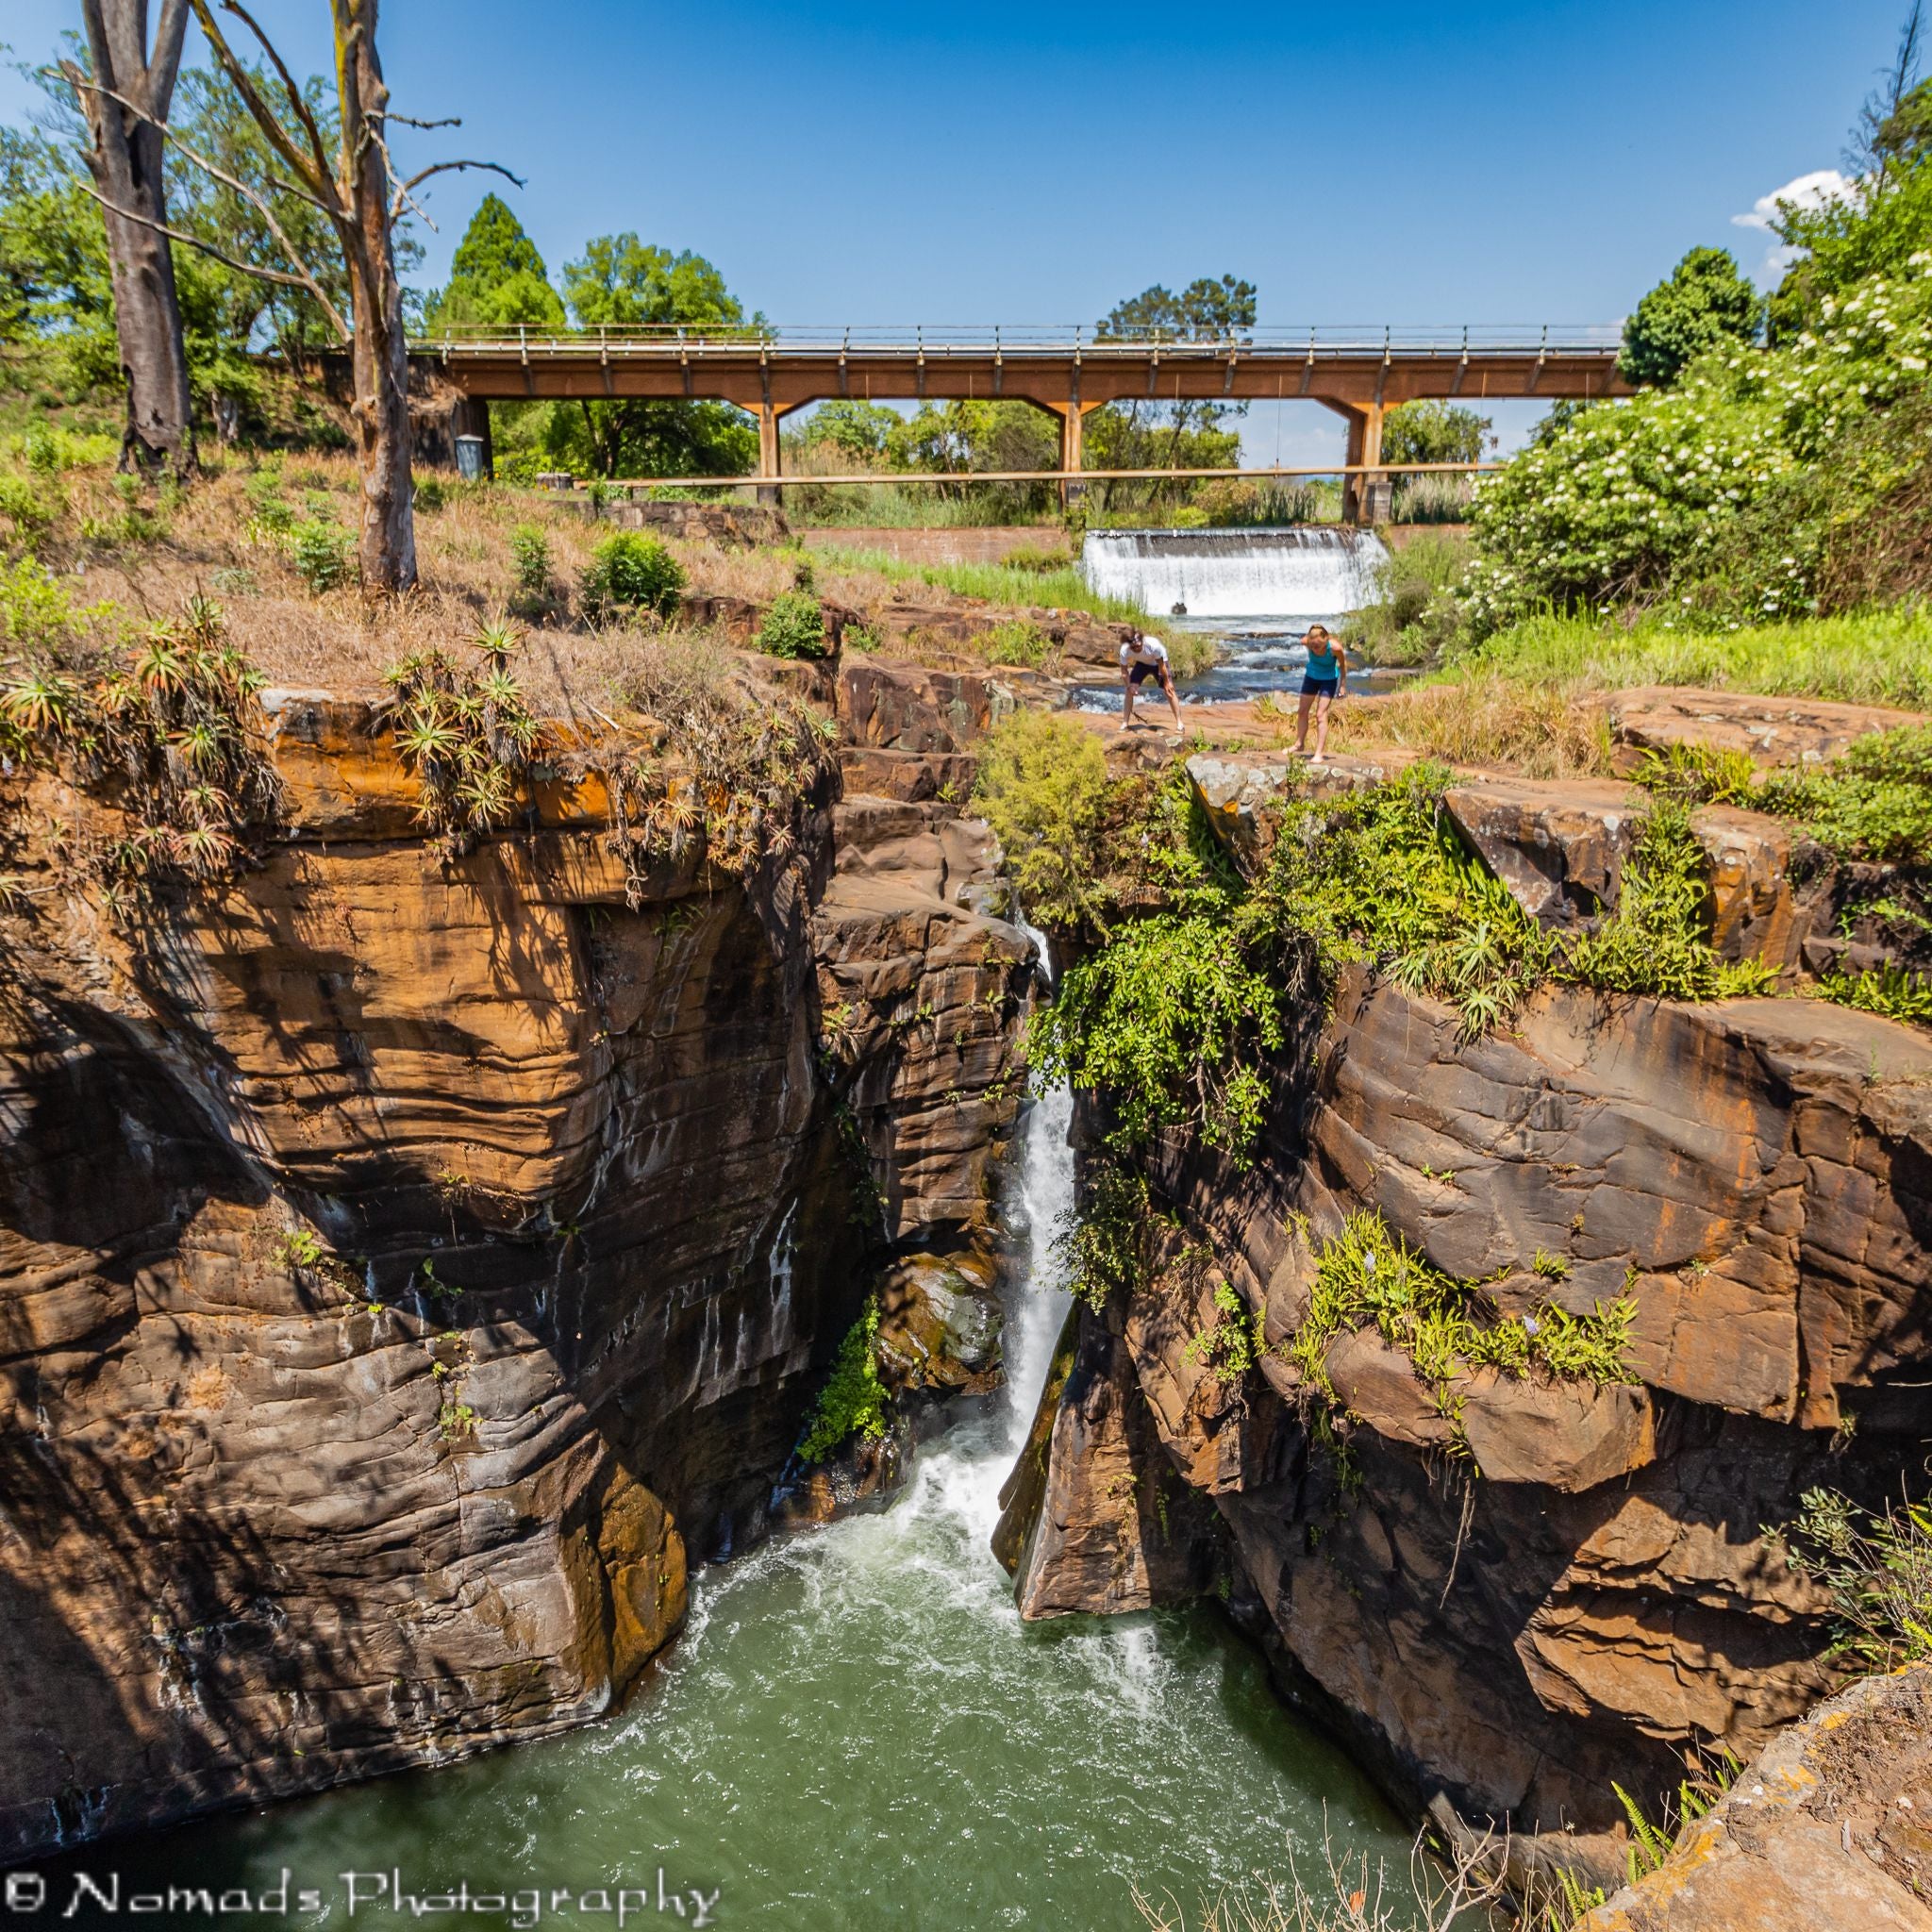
[753,403,786,507]
[1336,402,1388,525]
[1042,400,1103,507]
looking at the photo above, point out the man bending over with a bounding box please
[1119,630,1183,732]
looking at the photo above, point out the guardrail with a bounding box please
[413,323,1625,358]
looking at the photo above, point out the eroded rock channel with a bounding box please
[3,650,1928,1927]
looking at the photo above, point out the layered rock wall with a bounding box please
[1003,750,1932,1894]
[0,661,1027,1857]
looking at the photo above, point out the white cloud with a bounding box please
[1732,169,1853,231]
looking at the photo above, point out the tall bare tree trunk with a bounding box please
[337,0,416,593]
[74,0,195,476]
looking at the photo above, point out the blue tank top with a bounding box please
[1305,637,1340,677]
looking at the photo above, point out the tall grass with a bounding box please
[1455,608,1932,708]
[812,541,1163,632]
[1388,473,1474,525]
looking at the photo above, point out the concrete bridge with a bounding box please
[420,324,1631,513]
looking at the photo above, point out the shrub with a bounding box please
[291,520,355,593]
[580,532,687,619]
[1032,912,1284,1158]
[412,475,449,513]
[756,590,828,659]
[799,1302,888,1461]
[0,558,114,652]
[509,524,551,593]
[1780,1486,1932,1671]
[1467,256,1932,632]
[978,618,1049,666]
[972,712,1110,929]
[0,474,59,550]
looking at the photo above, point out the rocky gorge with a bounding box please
[0,650,1031,1857]
[0,610,1926,1928]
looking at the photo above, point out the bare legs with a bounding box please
[1121,675,1184,732]
[1293,689,1335,759]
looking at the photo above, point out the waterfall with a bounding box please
[1081,525,1389,618]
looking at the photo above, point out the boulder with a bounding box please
[1441,776,1641,924]
[1606,686,1924,772]
[1001,1304,1221,1619]
[1575,1665,1932,1932]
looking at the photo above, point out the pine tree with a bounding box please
[427,193,563,332]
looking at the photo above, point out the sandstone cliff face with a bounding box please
[0,658,1027,1857]
[1004,751,1932,1892]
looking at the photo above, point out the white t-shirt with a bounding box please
[1120,637,1170,670]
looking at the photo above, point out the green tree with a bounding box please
[1089,275,1257,510]
[1381,399,1493,467]
[798,398,900,460]
[545,233,760,477]
[0,119,116,390]
[1620,247,1765,388]
[424,192,562,331]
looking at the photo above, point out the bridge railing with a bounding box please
[410,322,1625,358]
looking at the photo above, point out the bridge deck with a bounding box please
[414,326,1630,412]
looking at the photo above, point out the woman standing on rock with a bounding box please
[1292,624,1346,763]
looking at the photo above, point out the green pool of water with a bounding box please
[35,1088,1416,1929]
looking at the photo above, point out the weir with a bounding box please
[1080,525,1389,619]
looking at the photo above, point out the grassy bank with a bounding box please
[809,541,1217,678]
[1449,608,1932,710]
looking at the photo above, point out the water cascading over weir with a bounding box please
[1080,526,1389,618]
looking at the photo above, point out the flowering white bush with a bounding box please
[1466,255,1932,633]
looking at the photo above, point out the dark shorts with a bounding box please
[1127,661,1166,686]
[1300,675,1341,698]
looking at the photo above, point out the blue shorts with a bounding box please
[1300,675,1341,698]
[1127,661,1166,686]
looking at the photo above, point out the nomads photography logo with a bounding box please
[1,1868,721,1926]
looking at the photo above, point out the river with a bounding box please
[1074,525,1397,709]
[42,1070,1416,1930]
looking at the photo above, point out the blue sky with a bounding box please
[1,0,1909,460]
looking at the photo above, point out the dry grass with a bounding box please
[3,451,1139,715]
[1325,678,1617,779]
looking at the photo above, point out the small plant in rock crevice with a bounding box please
[1183,1274,1266,1387]
[1813,959,1932,1024]
[1777,1485,1932,1672]
[1287,1210,1638,1449]
[798,1299,889,1461]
